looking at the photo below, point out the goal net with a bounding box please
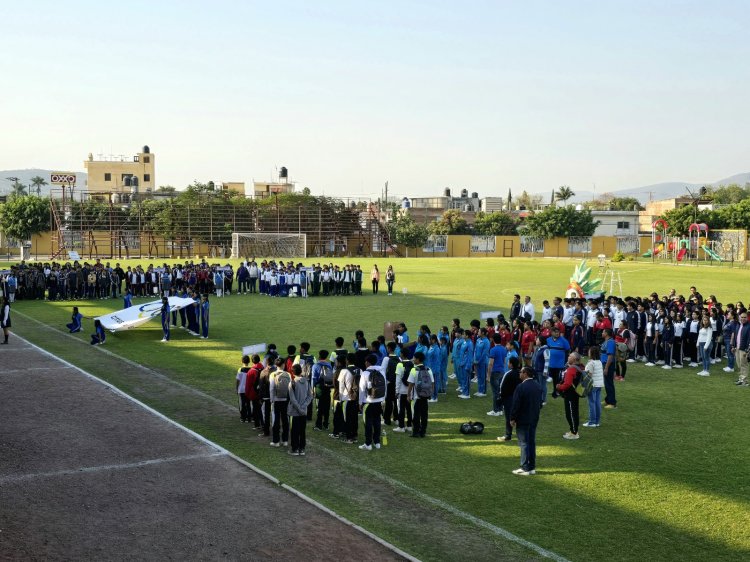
[231,232,307,259]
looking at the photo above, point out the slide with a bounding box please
[642,249,652,258]
[701,246,723,261]
[642,243,663,258]
[676,248,687,262]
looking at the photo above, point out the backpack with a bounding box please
[415,365,433,398]
[348,367,361,400]
[258,368,272,399]
[385,356,400,383]
[367,368,386,399]
[299,354,314,381]
[319,364,334,388]
[574,366,594,398]
[625,329,637,352]
[400,360,414,387]
[274,371,291,400]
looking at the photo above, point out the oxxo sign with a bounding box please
[50,172,77,185]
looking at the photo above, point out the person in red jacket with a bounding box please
[245,354,263,429]
[520,322,536,365]
[556,352,582,440]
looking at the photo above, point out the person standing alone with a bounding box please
[510,366,542,475]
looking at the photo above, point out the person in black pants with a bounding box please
[509,366,543,475]
[556,353,582,440]
[408,352,434,438]
[312,350,334,430]
[497,356,521,442]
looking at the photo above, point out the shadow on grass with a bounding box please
[10,292,750,562]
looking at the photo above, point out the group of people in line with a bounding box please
[232,284,749,475]
[1,259,399,301]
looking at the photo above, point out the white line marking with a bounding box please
[0,452,227,485]
[0,366,76,375]
[15,319,568,561]
[13,333,412,560]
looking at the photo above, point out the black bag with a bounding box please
[368,368,386,399]
[459,420,485,435]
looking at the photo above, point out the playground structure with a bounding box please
[642,220,737,263]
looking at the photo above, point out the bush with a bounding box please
[626,255,636,261]
[611,251,625,262]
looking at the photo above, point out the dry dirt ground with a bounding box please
[0,337,405,561]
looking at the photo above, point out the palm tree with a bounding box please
[30,176,47,196]
[9,179,27,197]
[555,185,575,204]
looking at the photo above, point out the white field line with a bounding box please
[16,317,569,562]
[0,452,226,484]
[0,366,76,375]
[14,332,415,562]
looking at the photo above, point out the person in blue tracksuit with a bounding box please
[473,328,491,397]
[160,296,170,342]
[452,329,465,394]
[123,289,132,309]
[427,334,442,401]
[90,319,106,345]
[200,294,210,339]
[66,306,84,333]
[439,329,449,394]
[178,287,189,329]
[458,330,474,399]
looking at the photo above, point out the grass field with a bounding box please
[7,257,750,561]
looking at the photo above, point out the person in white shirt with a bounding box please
[582,347,604,427]
[672,313,685,368]
[358,354,386,450]
[522,296,535,322]
[540,301,553,324]
[338,356,358,443]
[696,316,714,376]
[408,351,435,438]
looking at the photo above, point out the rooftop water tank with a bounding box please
[142,145,150,154]
[461,188,468,198]
[471,192,478,199]
[444,188,451,197]
[279,167,288,179]
[402,197,411,208]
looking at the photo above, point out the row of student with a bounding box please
[235,348,436,454]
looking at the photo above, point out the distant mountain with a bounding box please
[568,172,750,204]
[0,169,87,197]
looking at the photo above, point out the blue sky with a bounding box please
[1,1,748,199]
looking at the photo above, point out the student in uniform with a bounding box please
[1,296,11,344]
[393,351,414,433]
[257,357,275,437]
[408,351,435,438]
[458,330,474,399]
[236,355,252,423]
[359,354,386,451]
[473,328,490,398]
[66,306,84,333]
[90,318,105,345]
[344,352,361,442]
[269,358,291,447]
[160,296,170,342]
[200,294,210,339]
[312,350,334,431]
[246,355,263,428]
[497,356,521,442]
[487,333,507,416]
[288,364,313,456]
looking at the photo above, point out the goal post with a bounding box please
[231,232,307,259]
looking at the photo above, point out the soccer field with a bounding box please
[9,257,750,561]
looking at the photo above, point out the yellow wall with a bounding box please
[84,151,155,193]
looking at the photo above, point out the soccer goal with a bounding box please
[231,232,307,259]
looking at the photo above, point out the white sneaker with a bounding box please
[689,362,698,367]
[427,399,438,403]
[582,422,597,427]
[512,468,535,476]
[160,338,168,342]
[473,392,486,397]
[674,364,683,369]
[723,367,734,372]
[358,444,372,451]
[458,394,470,399]
[697,371,710,377]
[644,362,655,367]
[486,410,500,416]
[710,359,717,364]
[662,365,672,370]
[471,377,478,383]
[270,442,280,447]
[374,443,381,449]
[282,441,288,446]
[563,432,580,440]
[448,374,457,379]
[656,360,665,365]
[393,427,406,433]
[626,359,635,363]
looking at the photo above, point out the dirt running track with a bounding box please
[0,338,405,561]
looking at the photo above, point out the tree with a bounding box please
[30,176,48,196]
[0,195,51,243]
[473,211,518,235]
[156,185,177,194]
[606,196,644,211]
[513,190,544,210]
[9,179,27,198]
[708,184,750,205]
[387,214,428,257]
[521,206,599,238]
[428,209,469,235]
[554,185,575,204]
[659,205,715,236]
[713,199,750,230]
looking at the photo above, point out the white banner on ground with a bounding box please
[242,343,267,357]
[97,296,196,332]
[480,310,503,320]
